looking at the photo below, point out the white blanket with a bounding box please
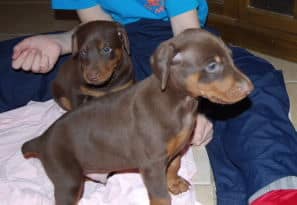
[0,100,202,205]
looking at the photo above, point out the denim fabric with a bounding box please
[0,35,69,112]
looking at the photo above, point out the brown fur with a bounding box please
[22,29,253,205]
[52,20,134,111]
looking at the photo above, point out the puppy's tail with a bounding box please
[21,137,42,158]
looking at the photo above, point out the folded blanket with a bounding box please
[0,100,202,205]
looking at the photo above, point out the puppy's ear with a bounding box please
[116,23,130,55]
[71,32,78,57]
[217,37,232,56]
[150,42,176,91]
[71,24,83,57]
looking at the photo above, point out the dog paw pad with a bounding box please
[168,176,190,195]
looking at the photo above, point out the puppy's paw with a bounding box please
[167,176,190,195]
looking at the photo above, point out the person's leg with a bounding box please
[206,120,248,205]
[125,19,173,81]
[207,46,297,205]
[0,36,69,113]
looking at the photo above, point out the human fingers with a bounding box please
[11,49,30,69]
[192,124,213,146]
[191,121,205,146]
[22,49,37,71]
[31,52,42,73]
[191,114,213,146]
[12,47,21,60]
[200,127,213,146]
[39,54,50,73]
[203,118,213,137]
[47,55,58,72]
[200,135,213,146]
[12,38,32,59]
[200,116,213,143]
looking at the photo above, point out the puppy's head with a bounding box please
[150,29,254,104]
[72,20,130,85]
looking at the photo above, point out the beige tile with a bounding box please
[195,184,216,205]
[192,147,212,185]
[286,83,297,129]
[250,50,297,82]
[0,3,78,36]
[192,147,216,205]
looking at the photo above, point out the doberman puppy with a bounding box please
[22,29,254,205]
[52,20,134,111]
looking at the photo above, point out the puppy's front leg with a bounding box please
[167,155,190,195]
[140,159,171,205]
[52,82,72,111]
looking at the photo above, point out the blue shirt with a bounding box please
[52,0,208,26]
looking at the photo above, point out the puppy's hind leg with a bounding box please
[140,159,171,205]
[42,159,84,205]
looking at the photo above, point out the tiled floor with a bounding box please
[1,1,296,205]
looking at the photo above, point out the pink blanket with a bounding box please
[0,100,202,205]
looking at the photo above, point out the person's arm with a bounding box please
[12,5,112,73]
[57,5,113,54]
[52,5,113,54]
[77,5,112,23]
[170,9,200,36]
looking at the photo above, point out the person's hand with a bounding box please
[12,35,62,73]
[191,114,213,146]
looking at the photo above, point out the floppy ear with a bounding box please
[150,42,176,91]
[71,32,78,57]
[71,24,84,57]
[116,23,130,55]
[217,37,232,55]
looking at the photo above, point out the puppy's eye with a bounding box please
[102,47,112,55]
[79,49,87,58]
[205,62,221,73]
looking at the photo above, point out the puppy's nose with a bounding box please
[237,79,254,96]
[87,72,99,81]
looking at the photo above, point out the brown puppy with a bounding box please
[52,20,134,111]
[22,29,254,205]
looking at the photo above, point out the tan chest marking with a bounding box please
[110,80,133,93]
[166,128,193,157]
[80,85,106,97]
[79,80,133,98]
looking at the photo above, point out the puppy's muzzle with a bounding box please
[84,69,114,85]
